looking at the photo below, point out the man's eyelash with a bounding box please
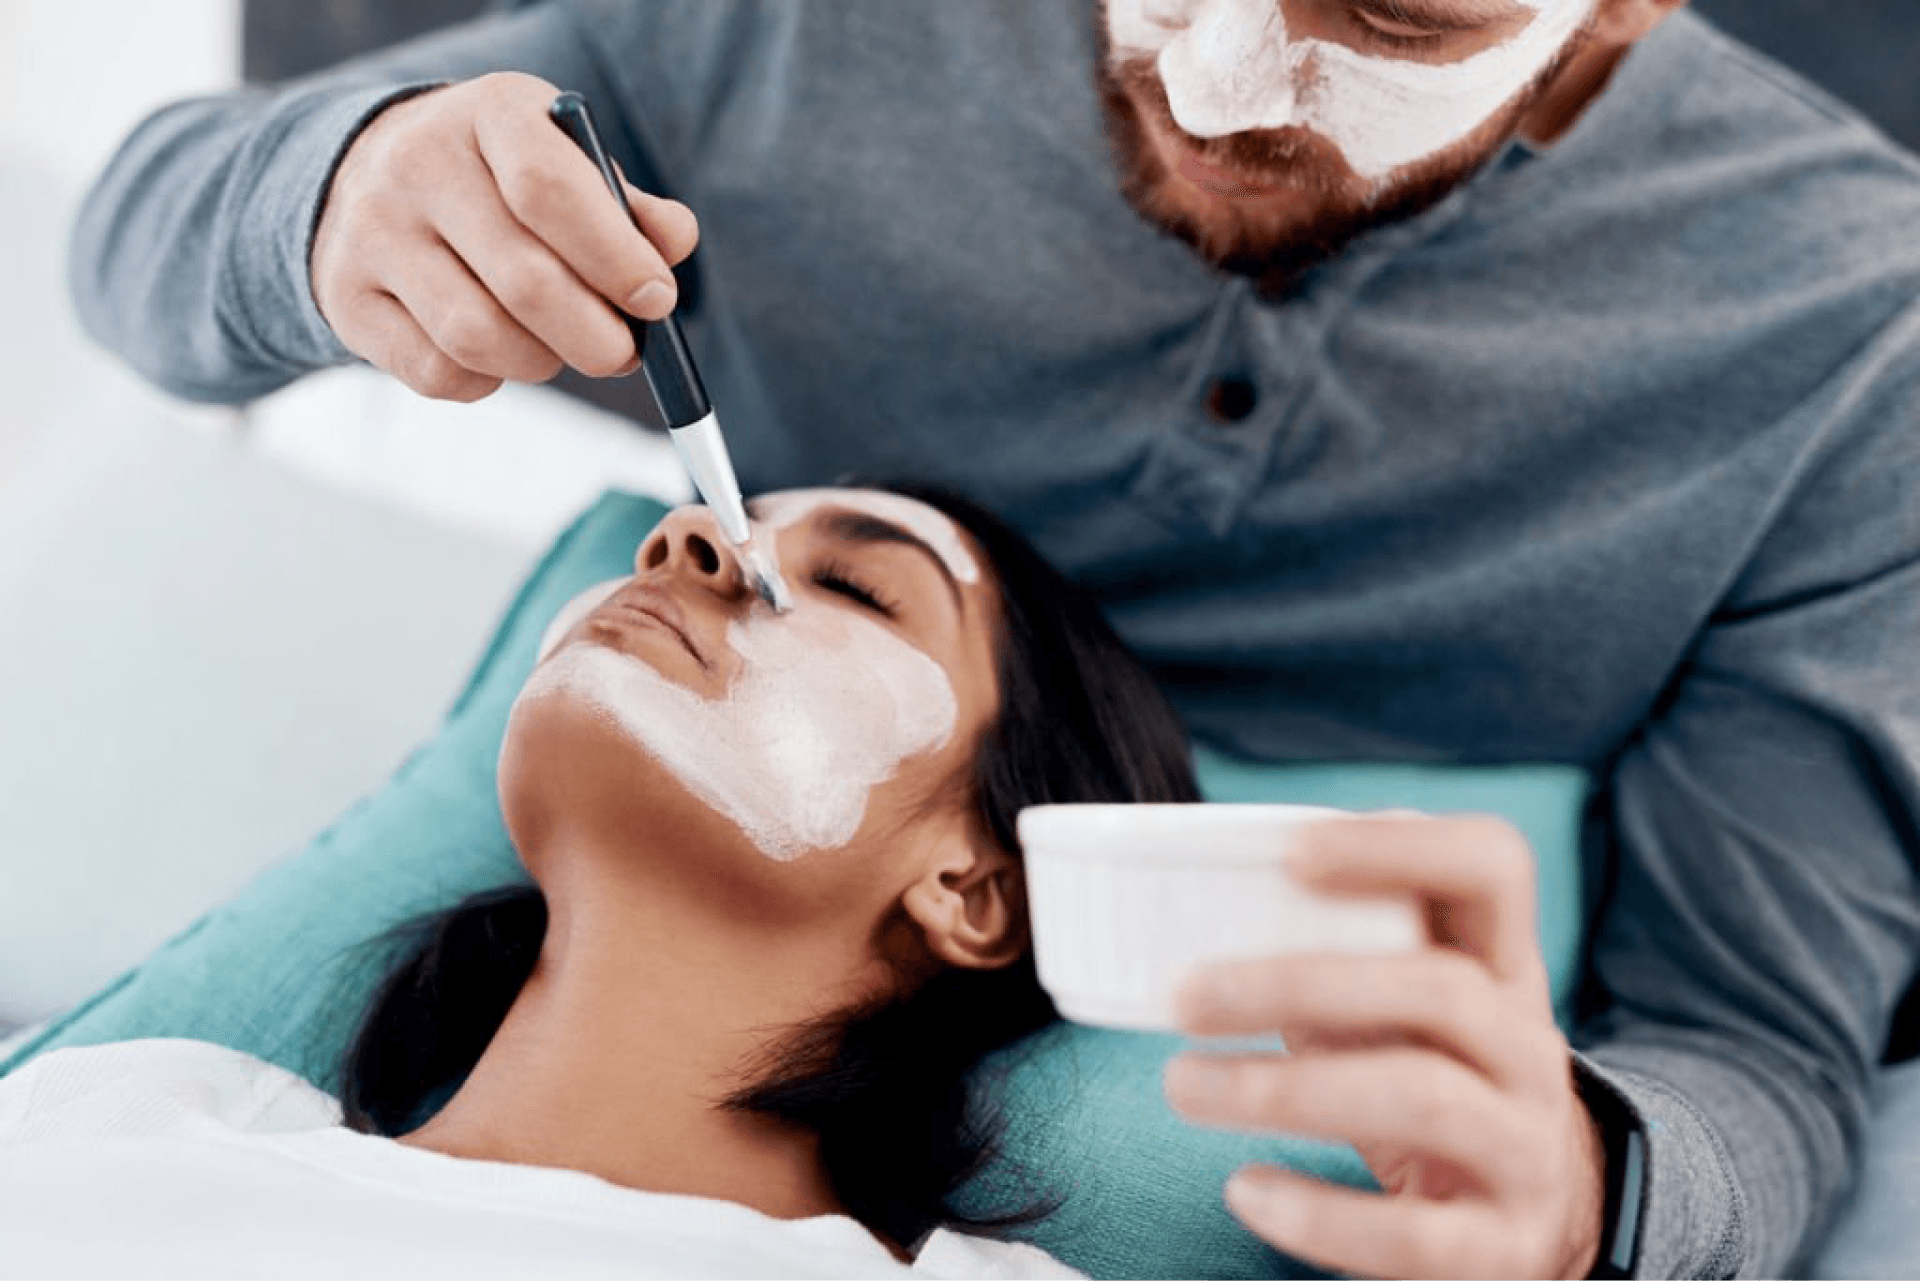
[1358,19,1449,50]
[1354,6,1454,50]
[813,559,899,617]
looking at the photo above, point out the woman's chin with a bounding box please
[496,692,784,892]
[499,688,673,858]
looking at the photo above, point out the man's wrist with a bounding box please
[1560,1096,1608,1279]
[1573,1064,1649,1279]
[290,81,449,364]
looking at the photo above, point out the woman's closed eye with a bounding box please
[813,558,900,618]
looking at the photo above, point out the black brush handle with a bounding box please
[548,91,711,427]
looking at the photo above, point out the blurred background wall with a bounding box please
[1693,0,1919,150]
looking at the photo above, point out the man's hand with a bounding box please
[310,72,700,401]
[1164,814,1607,1280]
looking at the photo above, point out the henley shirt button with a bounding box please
[1204,375,1258,423]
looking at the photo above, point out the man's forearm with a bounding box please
[69,83,420,402]
[66,4,607,403]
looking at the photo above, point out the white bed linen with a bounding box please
[0,1039,1079,1279]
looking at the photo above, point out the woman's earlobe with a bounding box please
[901,842,1029,971]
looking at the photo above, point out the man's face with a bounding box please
[1098,0,1598,291]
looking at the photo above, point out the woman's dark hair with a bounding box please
[338,482,1200,1249]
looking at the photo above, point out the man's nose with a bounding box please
[1160,0,1298,138]
[635,508,750,598]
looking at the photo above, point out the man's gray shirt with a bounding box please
[65,4,1920,1275]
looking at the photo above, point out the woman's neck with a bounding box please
[398,865,871,1224]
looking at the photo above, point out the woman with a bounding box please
[0,484,1199,1277]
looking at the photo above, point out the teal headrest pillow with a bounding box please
[1,490,1587,1280]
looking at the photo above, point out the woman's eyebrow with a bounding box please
[819,509,964,613]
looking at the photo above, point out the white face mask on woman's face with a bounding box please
[528,605,957,863]
[525,493,980,864]
[1105,0,1596,182]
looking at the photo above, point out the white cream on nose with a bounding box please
[1158,0,1298,137]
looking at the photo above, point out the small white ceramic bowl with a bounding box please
[1018,803,1426,1032]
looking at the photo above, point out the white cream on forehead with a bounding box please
[523,578,959,862]
[751,489,981,585]
[1109,0,1595,182]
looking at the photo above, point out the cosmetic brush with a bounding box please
[549,91,791,612]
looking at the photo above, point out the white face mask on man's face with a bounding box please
[1105,0,1596,182]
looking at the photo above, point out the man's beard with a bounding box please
[1094,43,1579,297]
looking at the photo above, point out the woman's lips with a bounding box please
[595,587,705,667]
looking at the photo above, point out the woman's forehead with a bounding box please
[750,488,982,585]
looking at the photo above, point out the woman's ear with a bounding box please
[900,836,1028,971]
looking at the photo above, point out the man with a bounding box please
[66,1,1920,1275]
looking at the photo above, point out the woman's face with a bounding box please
[499,488,1004,919]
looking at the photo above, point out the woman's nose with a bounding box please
[635,508,750,597]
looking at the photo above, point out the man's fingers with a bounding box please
[1177,951,1553,1092]
[430,165,636,377]
[392,240,567,385]
[1223,1164,1526,1280]
[308,71,696,393]
[625,180,700,266]
[1291,814,1543,985]
[1165,1047,1531,1187]
[471,85,682,320]
[345,291,502,402]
